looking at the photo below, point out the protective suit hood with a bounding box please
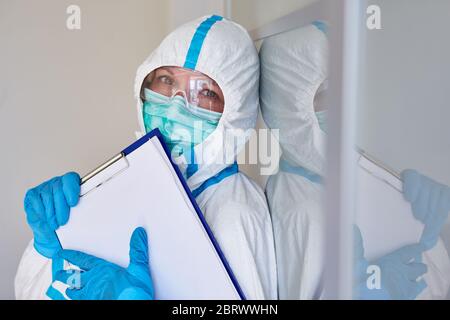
[134,15,259,190]
[260,23,328,175]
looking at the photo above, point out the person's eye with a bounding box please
[158,75,174,85]
[200,89,218,99]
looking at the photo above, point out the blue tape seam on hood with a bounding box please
[184,15,223,70]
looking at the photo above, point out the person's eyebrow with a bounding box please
[159,67,175,75]
[161,67,220,88]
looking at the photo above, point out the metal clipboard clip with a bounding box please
[356,147,403,193]
[80,152,130,197]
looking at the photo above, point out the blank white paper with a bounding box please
[56,135,241,300]
[355,153,424,261]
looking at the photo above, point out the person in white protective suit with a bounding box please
[260,22,450,299]
[15,15,277,300]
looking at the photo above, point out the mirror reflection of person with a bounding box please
[15,15,277,300]
[260,22,450,300]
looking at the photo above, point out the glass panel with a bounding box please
[354,0,450,300]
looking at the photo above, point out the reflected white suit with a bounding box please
[260,23,450,299]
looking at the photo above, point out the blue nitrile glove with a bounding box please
[55,227,154,300]
[402,169,450,250]
[24,172,80,258]
[353,226,427,300]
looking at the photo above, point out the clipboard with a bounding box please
[354,149,424,261]
[55,128,245,300]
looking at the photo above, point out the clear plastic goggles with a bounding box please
[140,66,225,113]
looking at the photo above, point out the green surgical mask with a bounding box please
[142,88,221,157]
[315,110,327,134]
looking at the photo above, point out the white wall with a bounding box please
[358,0,450,185]
[230,0,317,32]
[0,0,169,299]
[169,0,227,29]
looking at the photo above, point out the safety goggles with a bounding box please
[140,66,225,113]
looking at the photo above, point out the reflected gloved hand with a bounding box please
[55,227,154,300]
[402,170,450,250]
[353,226,427,300]
[402,169,450,250]
[24,172,80,258]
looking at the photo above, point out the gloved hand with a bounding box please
[353,226,427,300]
[402,169,450,250]
[55,227,154,300]
[353,226,390,299]
[24,172,80,258]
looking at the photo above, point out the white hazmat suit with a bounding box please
[15,15,277,300]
